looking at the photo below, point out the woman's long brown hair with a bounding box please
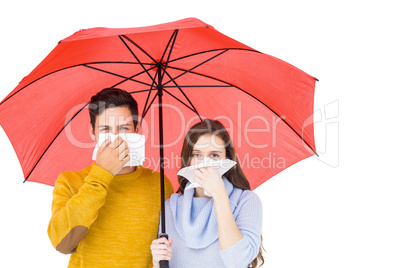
[177,119,265,267]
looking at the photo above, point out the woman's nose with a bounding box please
[193,156,204,164]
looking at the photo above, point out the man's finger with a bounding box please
[99,137,112,150]
[120,149,130,162]
[109,137,124,149]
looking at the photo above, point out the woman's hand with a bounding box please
[194,167,243,250]
[193,167,227,198]
[150,237,173,268]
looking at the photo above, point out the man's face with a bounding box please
[89,106,136,142]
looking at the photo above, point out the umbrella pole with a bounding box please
[157,65,169,268]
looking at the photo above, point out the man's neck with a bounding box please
[117,166,136,175]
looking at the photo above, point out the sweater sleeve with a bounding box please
[47,165,114,254]
[219,192,263,267]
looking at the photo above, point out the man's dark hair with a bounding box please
[89,88,138,132]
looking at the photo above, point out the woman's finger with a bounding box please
[151,238,172,249]
[150,241,172,250]
[151,237,173,262]
[150,245,172,253]
[194,169,204,177]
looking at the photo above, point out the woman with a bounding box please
[151,119,264,268]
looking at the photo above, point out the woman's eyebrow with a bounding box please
[192,149,224,153]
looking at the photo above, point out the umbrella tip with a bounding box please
[315,77,319,82]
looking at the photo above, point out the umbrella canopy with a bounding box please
[0,17,317,191]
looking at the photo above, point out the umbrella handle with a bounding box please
[159,233,170,268]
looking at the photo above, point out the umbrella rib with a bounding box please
[161,88,197,114]
[127,88,157,95]
[159,30,178,83]
[164,70,202,121]
[117,35,162,121]
[163,49,229,86]
[239,92,319,156]
[167,65,236,87]
[0,59,211,107]
[167,48,260,64]
[120,35,156,63]
[0,56,225,107]
[139,29,179,123]
[83,61,150,66]
[118,35,157,86]
[168,48,318,82]
[164,85,232,88]
[141,92,159,122]
[165,50,316,155]
[83,64,152,87]
[140,71,159,123]
[24,103,90,182]
[111,66,155,88]
[140,89,153,125]
[163,69,318,156]
[23,87,158,182]
[160,30,178,65]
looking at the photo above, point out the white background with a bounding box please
[0,0,401,267]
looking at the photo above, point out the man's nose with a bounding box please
[110,128,119,135]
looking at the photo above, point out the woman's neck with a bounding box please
[194,187,212,198]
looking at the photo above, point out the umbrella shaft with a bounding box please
[157,66,166,234]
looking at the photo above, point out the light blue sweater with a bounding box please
[164,178,263,268]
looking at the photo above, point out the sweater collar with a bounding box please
[92,162,144,182]
[113,165,143,182]
[169,177,242,249]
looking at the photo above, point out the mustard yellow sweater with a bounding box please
[48,164,174,268]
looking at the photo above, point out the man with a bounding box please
[48,88,174,268]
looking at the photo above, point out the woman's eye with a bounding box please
[211,153,219,158]
[192,153,200,158]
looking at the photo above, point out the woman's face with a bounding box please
[190,134,226,166]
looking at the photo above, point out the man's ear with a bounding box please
[135,124,140,133]
[89,123,96,141]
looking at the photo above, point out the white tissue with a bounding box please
[177,157,236,196]
[92,133,145,167]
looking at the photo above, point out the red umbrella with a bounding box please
[0,17,317,242]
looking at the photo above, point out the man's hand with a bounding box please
[95,137,130,175]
